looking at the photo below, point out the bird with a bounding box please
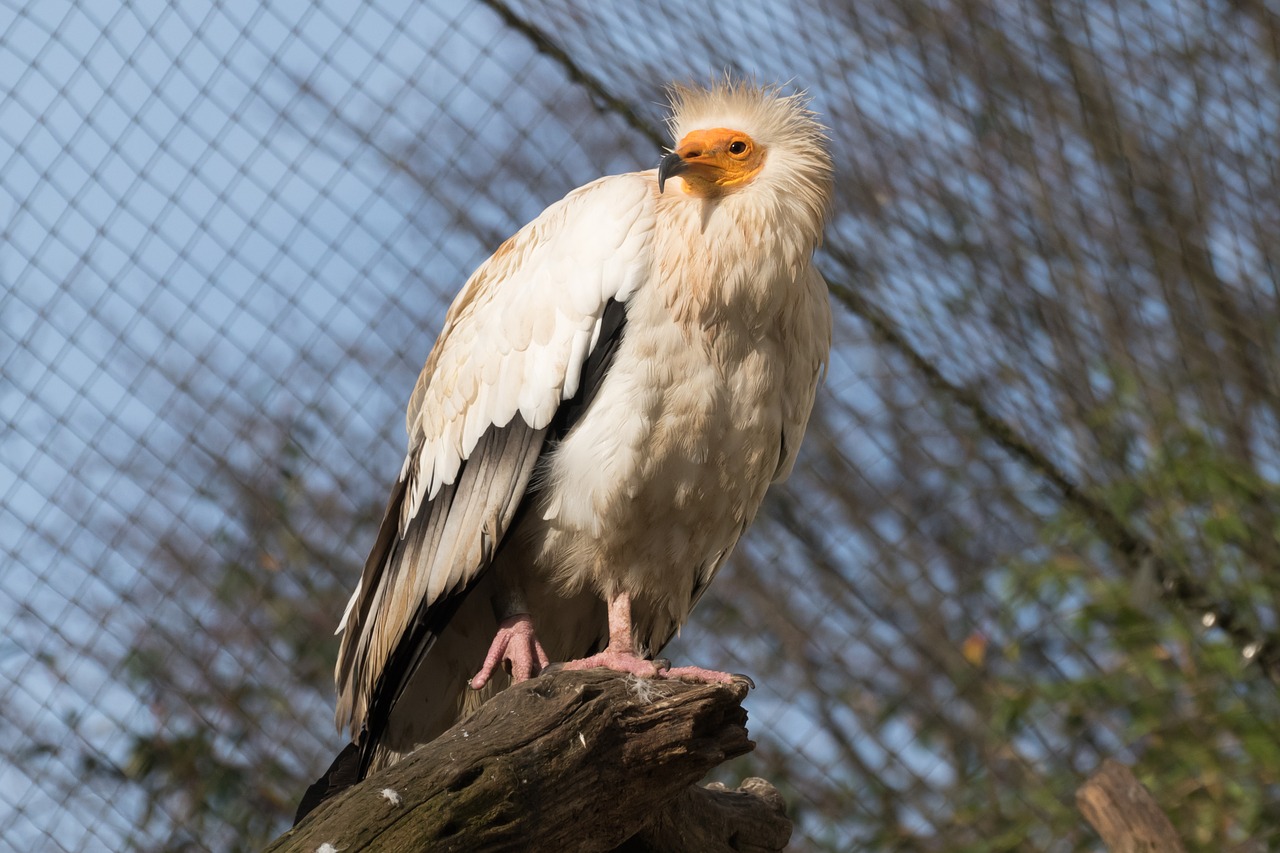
[295,79,833,822]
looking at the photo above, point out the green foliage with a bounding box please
[981,420,1280,851]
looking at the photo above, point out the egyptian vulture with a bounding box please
[297,80,833,820]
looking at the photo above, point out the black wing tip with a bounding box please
[293,741,363,825]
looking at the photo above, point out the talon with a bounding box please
[653,658,672,673]
[661,664,739,685]
[470,613,549,690]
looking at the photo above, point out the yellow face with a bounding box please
[662,128,766,196]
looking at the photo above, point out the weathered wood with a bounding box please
[269,669,784,852]
[616,777,792,853]
[1076,759,1186,853]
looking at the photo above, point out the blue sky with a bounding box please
[1,0,846,845]
[6,0,1277,848]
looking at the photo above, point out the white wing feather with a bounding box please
[403,174,655,516]
[774,264,832,482]
[334,174,655,730]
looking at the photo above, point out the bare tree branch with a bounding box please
[1077,759,1187,853]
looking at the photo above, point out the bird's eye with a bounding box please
[728,140,748,156]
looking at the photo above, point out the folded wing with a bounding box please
[333,174,657,748]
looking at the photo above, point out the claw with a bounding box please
[661,665,740,685]
[470,614,549,690]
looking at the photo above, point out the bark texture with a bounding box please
[1076,759,1187,853]
[268,669,790,852]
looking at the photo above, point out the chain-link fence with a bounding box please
[5,0,1279,850]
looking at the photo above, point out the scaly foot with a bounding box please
[558,649,666,679]
[661,665,744,686]
[470,613,550,690]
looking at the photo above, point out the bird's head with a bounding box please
[657,78,833,220]
[658,127,765,196]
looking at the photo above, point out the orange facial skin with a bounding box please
[657,128,766,196]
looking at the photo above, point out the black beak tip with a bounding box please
[657,151,687,194]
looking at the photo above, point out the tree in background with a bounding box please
[15,0,1279,850]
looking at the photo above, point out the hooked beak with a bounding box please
[657,151,689,193]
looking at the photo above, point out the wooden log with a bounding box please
[616,777,792,853]
[1076,759,1186,853]
[268,669,789,852]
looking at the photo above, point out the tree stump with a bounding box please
[267,669,791,852]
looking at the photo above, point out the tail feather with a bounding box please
[294,741,362,825]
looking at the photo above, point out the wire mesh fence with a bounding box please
[4,0,1278,849]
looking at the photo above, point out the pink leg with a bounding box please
[559,591,665,678]
[662,664,738,685]
[558,593,745,684]
[470,613,550,690]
